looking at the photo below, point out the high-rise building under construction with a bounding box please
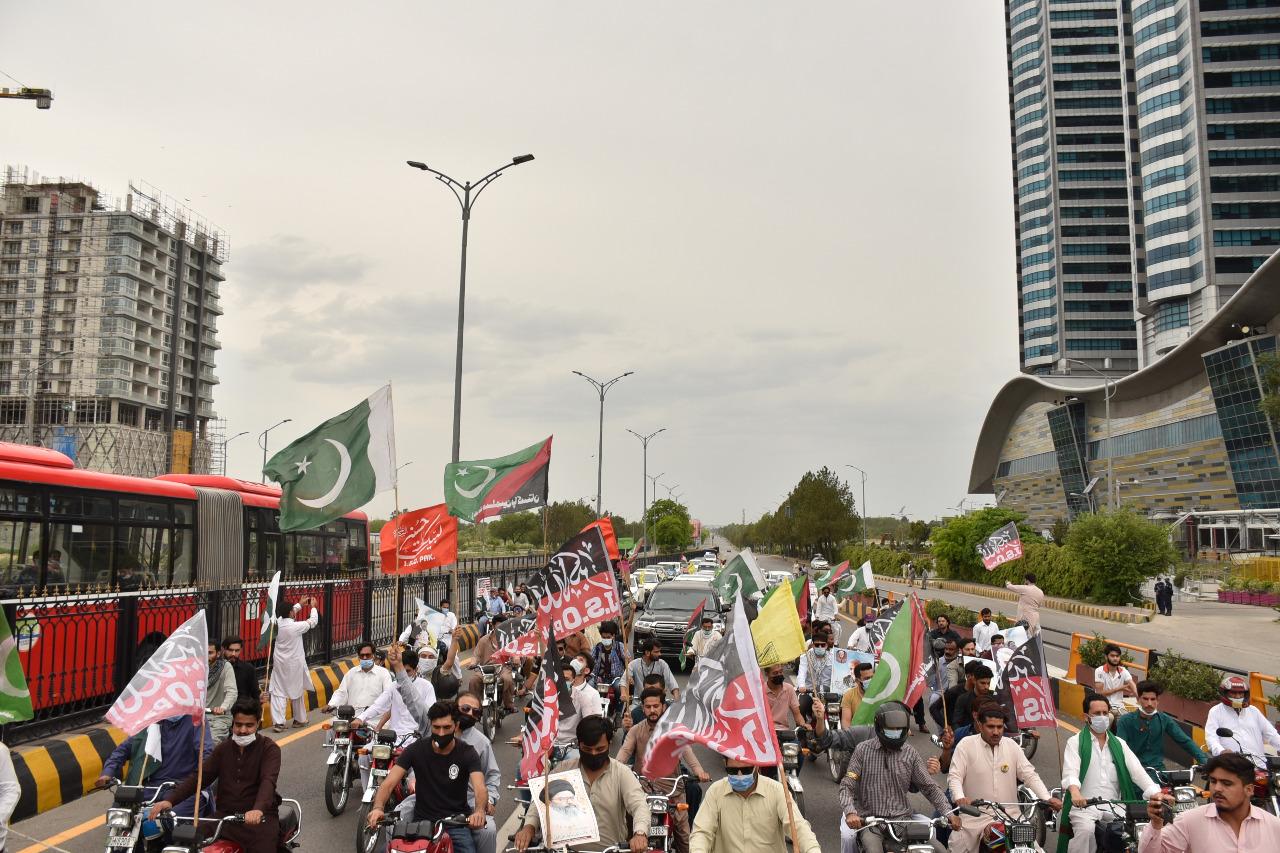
[0,166,224,475]
[1005,0,1280,377]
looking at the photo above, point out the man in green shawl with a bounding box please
[1059,694,1161,853]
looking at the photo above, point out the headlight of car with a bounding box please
[108,808,134,829]
[782,743,800,758]
[371,745,393,760]
[635,621,654,631]
[332,719,350,733]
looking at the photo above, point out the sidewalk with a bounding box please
[881,575,1154,623]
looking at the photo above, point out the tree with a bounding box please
[369,518,387,534]
[655,514,693,553]
[907,520,932,547]
[1049,516,1071,545]
[545,501,597,549]
[1064,508,1179,605]
[788,467,858,557]
[489,511,543,547]
[931,508,1044,582]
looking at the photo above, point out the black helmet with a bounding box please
[873,701,912,751]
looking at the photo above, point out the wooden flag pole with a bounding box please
[193,722,205,822]
[542,506,548,563]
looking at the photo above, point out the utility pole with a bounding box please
[573,371,632,518]
[626,428,665,557]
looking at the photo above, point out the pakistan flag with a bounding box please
[712,549,765,603]
[444,437,552,523]
[0,608,33,723]
[264,386,397,532]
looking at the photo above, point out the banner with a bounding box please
[751,579,806,667]
[519,625,571,782]
[642,598,779,776]
[444,437,552,523]
[106,611,208,736]
[489,613,539,663]
[257,571,282,650]
[526,527,621,637]
[865,600,902,656]
[977,522,1024,571]
[582,518,620,563]
[995,634,1057,729]
[0,608,33,723]
[380,504,458,574]
[852,594,927,725]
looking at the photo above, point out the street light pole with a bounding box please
[627,428,665,558]
[258,419,292,483]
[407,154,535,464]
[846,465,868,545]
[220,430,249,476]
[1067,359,1116,510]
[573,371,633,517]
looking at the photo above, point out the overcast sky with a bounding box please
[5,2,1017,527]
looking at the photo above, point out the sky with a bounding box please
[3,2,1019,527]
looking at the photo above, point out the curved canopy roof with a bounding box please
[969,252,1280,493]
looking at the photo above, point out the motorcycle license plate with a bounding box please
[373,768,389,777]
[108,836,136,849]
[649,826,668,837]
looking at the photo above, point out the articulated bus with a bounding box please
[0,442,370,716]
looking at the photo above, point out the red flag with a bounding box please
[106,612,208,735]
[380,504,458,574]
[519,626,571,782]
[903,593,930,710]
[995,634,1058,729]
[528,527,621,637]
[488,613,539,663]
[977,522,1024,571]
[796,576,811,624]
[642,598,779,776]
[582,517,620,562]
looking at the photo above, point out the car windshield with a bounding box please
[646,588,714,612]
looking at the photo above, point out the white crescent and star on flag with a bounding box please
[292,439,353,510]
[453,466,496,498]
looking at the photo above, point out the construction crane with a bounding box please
[0,87,52,109]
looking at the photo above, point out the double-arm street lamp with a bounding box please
[846,464,869,544]
[407,154,535,463]
[1066,359,1117,510]
[574,371,632,518]
[627,428,666,558]
[220,431,249,476]
[259,419,292,483]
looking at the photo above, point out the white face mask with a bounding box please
[1089,715,1111,734]
[232,733,256,747]
[420,657,438,675]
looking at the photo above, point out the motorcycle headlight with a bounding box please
[371,745,393,760]
[782,743,800,758]
[483,675,496,684]
[161,846,188,853]
[108,808,134,829]
[332,720,350,733]
[1174,788,1195,803]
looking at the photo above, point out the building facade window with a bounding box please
[1152,297,1190,331]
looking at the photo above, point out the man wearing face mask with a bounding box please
[627,639,679,701]
[687,615,721,670]
[356,648,436,745]
[839,702,957,853]
[617,689,710,853]
[688,756,821,853]
[1116,681,1207,773]
[1204,674,1280,767]
[151,698,281,853]
[591,622,627,706]
[1060,694,1161,853]
[514,716,649,853]
[840,662,875,727]
[98,711,215,837]
[556,657,604,754]
[764,664,807,734]
[467,615,516,713]
[323,642,392,719]
[796,636,834,725]
[206,641,239,745]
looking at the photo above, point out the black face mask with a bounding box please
[457,714,478,731]
[579,751,609,771]
[431,732,455,750]
[770,675,785,686]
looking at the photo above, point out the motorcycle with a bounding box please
[636,774,696,853]
[356,729,415,853]
[477,663,510,741]
[102,779,178,853]
[596,681,626,733]
[322,705,371,817]
[157,802,302,853]
[820,691,848,784]
[370,812,472,853]
[854,814,958,853]
[1087,797,1169,853]
[1215,726,1280,814]
[775,727,809,817]
[1146,765,1204,817]
[1009,729,1039,761]
[968,797,1052,853]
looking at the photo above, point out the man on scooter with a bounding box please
[466,614,516,714]
[1204,674,1280,768]
[150,698,281,853]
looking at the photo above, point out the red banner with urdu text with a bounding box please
[380,504,458,574]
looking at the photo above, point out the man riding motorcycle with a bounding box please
[1205,674,1280,768]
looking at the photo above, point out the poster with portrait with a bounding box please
[831,649,854,691]
[527,769,600,848]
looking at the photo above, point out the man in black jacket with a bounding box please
[221,637,259,705]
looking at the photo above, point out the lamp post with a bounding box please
[573,371,632,517]
[1066,359,1116,510]
[407,154,535,463]
[220,430,249,476]
[22,357,60,446]
[627,428,665,558]
[258,419,292,483]
[846,465,868,545]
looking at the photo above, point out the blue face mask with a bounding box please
[360,659,375,670]
[727,771,756,792]
[602,638,614,648]
[813,648,827,658]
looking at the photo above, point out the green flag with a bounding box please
[0,609,33,723]
[443,437,552,523]
[711,549,764,602]
[263,386,397,532]
[835,560,875,600]
[257,571,282,650]
[852,594,923,725]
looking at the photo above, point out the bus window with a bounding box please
[346,521,368,569]
[246,510,261,580]
[0,485,41,516]
[325,536,347,571]
[47,522,114,589]
[117,526,171,586]
[172,528,193,586]
[119,499,171,523]
[262,534,281,580]
[48,490,112,519]
[0,519,40,588]
[290,533,323,574]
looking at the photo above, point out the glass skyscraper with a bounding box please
[1006,0,1280,378]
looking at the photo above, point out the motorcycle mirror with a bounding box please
[1216,727,1235,738]
[959,805,982,818]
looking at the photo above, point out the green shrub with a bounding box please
[1148,650,1223,702]
[1077,632,1133,668]
[994,611,1018,630]
[949,606,978,628]
[925,599,951,621]
[1172,572,1186,589]
[1221,576,1242,591]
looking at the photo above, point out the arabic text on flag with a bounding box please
[106,611,208,735]
[527,527,621,637]
[977,521,1024,571]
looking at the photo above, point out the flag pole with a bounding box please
[542,506,548,563]
[772,725,802,849]
[193,722,205,822]
[392,485,402,648]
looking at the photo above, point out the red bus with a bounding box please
[0,442,370,716]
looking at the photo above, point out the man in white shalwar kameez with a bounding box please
[268,596,319,731]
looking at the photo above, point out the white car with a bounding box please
[765,571,792,588]
[810,555,829,571]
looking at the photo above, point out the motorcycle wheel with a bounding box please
[355,803,384,853]
[791,790,806,818]
[325,760,350,816]
[1018,785,1047,849]
[1019,732,1039,761]
[481,705,497,741]
[827,749,845,784]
